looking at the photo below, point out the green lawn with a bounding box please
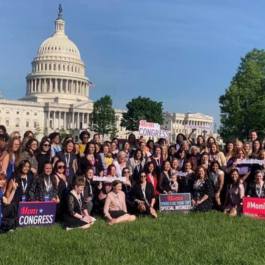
[1,212,265,265]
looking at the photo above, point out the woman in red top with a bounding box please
[145,161,159,196]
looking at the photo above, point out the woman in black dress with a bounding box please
[54,140,77,187]
[192,166,213,212]
[132,172,157,218]
[247,170,265,198]
[158,160,172,194]
[53,160,69,221]
[35,137,51,174]
[64,177,95,231]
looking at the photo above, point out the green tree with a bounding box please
[121,96,163,131]
[89,95,116,140]
[59,128,67,140]
[219,48,265,141]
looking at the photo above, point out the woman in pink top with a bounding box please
[104,180,136,225]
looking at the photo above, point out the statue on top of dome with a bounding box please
[58,4,63,19]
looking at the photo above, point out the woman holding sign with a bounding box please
[191,166,213,212]
[64,177,95,230]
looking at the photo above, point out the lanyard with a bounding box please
[155,157,160,166]
[115,193,122,210]
[77,196,82,211]
[256,182,264,198]
[44,176,52,193]
[65,153,70,167]
[21,177,28,194]
[141,183,149,205]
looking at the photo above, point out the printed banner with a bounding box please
[172,171,189,177]
[243,197,265,219]
[18,201,57,228]
[237,159,265,166]
[159,193,192,212]
[184,125,212,130]
[139,120,170,139]
[93,176,127,182]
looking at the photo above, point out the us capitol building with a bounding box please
[0,5,214,141]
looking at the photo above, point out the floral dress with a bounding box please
[192,179,213,212]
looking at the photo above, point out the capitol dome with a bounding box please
[24,5,90,104]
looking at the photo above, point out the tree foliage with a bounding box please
[121,96,163,131]
[219,48,265,141]
[89,95,117,138]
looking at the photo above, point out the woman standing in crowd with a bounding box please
[49,132,62,158]
[22,131,34,149]
[104,180,136,225]
[224,142,235,162]
[53,160,69,220]
[128,133,138,151]
[113,151,127,178]
[1,137,22,181]
[145,161,159,196]
[54,140,76,186]
[21,138,39,176]
[36,137,51,174]
[179,161,194,193]
[146,139,155,155]
[64,177,95,231]
[132,172,157,218]
[29,162,59,202]
[243,142,252,158]
[6,160,33,204]
[79,131,90,155]
[79,142,103,176]
[170,158,180,175]
[209,143,226,169]
[247,170,265,198]
[176,133,186,151]
[187,146,200,171]
[158,161,172,194]
[122,141,131,160]
[148,146,163,175]
[122,167,134,213]
[99,143,113,176]
[110,141,119,160]
[208,161,224,210]
[175,149,186,170]
[251,140,262,159]
[167,145,177,162]
[192,166,213,212]
[127,149,145,182]
[200,152,210,170]
[223,169,244,216]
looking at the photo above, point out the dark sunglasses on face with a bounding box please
[124,171,130,173]
[43,144,50,147]
[57,165,66,169]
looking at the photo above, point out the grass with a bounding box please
[1,212,265,265]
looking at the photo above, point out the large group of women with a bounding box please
[0,126,264,232]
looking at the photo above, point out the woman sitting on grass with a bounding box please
[64,177,95,231]
[223,169,244,216]
[104,180,136,225]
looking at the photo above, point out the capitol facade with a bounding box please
[0,6,214,142]
[0,6,126,140]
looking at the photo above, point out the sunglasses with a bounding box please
[43,144,50,147]
[124,171,130,174]
[57,166,66,169]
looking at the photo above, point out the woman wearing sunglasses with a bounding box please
[36,137,51,174]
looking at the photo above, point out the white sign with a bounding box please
[184,125,212,130]
[138,120,170,139]
[93,176,127,182]
[236,159,265,166]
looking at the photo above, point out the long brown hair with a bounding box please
[7,137,22,168]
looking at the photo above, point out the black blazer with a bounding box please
[158,172,171,193]
[132,182,155,205]
[78,154,104,175]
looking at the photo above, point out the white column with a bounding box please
[63,112,67,129]
[55,79,58,92]
[66,80,68,92]
[44,79,47,92]
[77,112,80,129]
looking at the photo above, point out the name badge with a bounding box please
[45,194,50,201]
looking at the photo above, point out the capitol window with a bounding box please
[58,64,61,71]
[6,110,9,114]
[63,65,65,71]
[16,111,19,115]
[45,64,47,70]
[15,119,19,127]
[26,121,29,127]
[34,112,37,116]
[53,64,56,70]
[26,112,29,115]
[6,120,9,126]
[49,64,51,70]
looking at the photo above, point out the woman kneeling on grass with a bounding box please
[223,169,244,216]
[64,177,95,231]
[104,180,136,225]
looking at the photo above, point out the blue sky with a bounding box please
[1,0,265,127]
